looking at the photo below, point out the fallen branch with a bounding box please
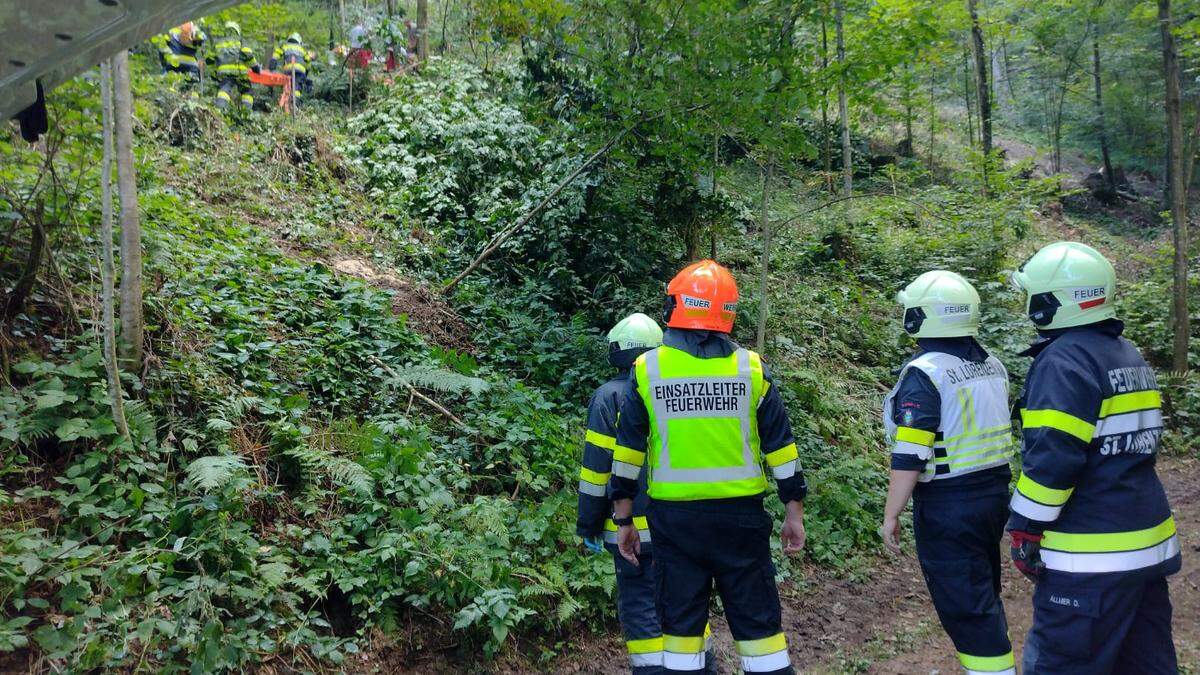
[441,125,633,294]
[370,355,466,428]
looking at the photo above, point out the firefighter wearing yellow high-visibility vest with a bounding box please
[1007,242,1180,673]
[610,260,806,675]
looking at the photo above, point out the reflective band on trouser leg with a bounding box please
[1041,516,1180,573]
[627,636,664,669]
[663,634,706,672]
[959,651,1015,675]
[241,95,253,106]
[736,633,790,673]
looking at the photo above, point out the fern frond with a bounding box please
[386,365,489,396]
[283,444,374,496]
[185,455,250,492]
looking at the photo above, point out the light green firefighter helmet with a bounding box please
[607,312,664,351]
[896,270,981,338]
[223,20,241,36]
[1011,241,1117,330]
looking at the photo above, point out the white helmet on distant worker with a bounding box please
[1011,241,1117,330]
[896,270,981,338]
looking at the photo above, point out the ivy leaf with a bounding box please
[55,418,91,442]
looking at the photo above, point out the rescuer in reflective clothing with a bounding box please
[879,271,1016,675]
[610,260,806,675]
[154,22,204,81]
[1007,241,1180,674]
[209,21,259,110]
[271,33,312,105]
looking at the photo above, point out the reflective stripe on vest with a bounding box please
[883,352,1013,483]
[637,347,767,500]
[1040,516,1179,573]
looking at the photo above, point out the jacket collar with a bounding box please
[1019,318,1125,358]
[915,336,990,363]
[662,327,739,359]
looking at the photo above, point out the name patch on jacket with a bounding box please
[1107,366,1157,393]
[654,380,746,413]
[943,360,1002,385]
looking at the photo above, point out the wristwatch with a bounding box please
[611,515,634,527]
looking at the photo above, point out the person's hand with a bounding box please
[582,536,604,555]
[617,525,640,565]
[880,515,902,555]
[1010,530,1045,583]
[781,501,806,555]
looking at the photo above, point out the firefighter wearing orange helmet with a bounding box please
[610,259,806,675]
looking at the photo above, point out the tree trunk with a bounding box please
[113,51,143,371]
[821,15,833,193]
[836,0,852,197]
[964,48,975,149]
[755,159,774,352]
[711,132,719,259]
[1092,24,1115,194]
[386,0,394,17]
[903,61,914,156]
[927,69,937,173]
[1161,0,1190,372]
[417,0,429,62]
[100,60,131,442]
[968,0,992,155]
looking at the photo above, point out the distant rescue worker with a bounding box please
[610,260,806,675]
[209,21,259,110]
[154,22,204,81]
[1007,242,1180,674]
[348,23,372,70]
[272,33,312,104]
[879,271,1016,675]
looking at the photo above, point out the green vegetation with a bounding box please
[2,0,1197,671]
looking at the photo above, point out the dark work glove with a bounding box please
[252,64,262,74]
[1010,530,1045,582]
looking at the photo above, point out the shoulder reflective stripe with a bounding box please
[764,443,798,467]
[1016,473,1074,506]
[1021,408,1095,443]
[629,652,663,667]
[1043,516,1175,553]
[895,426,935,446]
[578,480,605,497]
[1099,390,1161,417]
[735,633,786,656]
[958,650,1015,672]
[613,445,645,466]
[1041,535,1180,573]
[585,429,617,450]
[1093,408,1163,437]
[893,440,932,458]
[579,467,609,486]
[627,636,664,654]
[663,634,706,653]
[612,460,640,479]
[1010,491,1062,522]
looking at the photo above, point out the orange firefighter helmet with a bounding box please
[664,259,739,333]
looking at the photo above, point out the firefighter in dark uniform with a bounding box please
[609,260,807,675]
[879,270,1015,675]
[154,22,204,82]
[1008,241,1181,674]
[271,33,312,106]
[209,21,259,110]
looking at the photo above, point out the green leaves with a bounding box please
[185,455,251,493]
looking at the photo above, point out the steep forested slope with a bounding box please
[2,1,1199,671]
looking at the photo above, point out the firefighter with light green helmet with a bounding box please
[577,312,708,674]
[1006,242,1178,674]
[882,269,1018,675]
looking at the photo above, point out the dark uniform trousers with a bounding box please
[648,498,791,675]
[913,492,1013,669]
[1023,568,1177,674]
